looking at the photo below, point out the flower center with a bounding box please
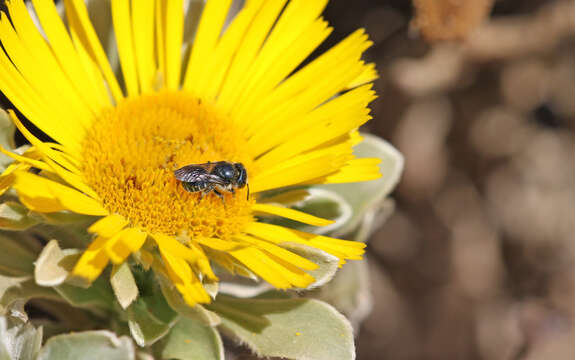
[82,92,254,238]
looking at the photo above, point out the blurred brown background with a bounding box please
[323,0,575,359]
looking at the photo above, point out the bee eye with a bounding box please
[215,163,235,181]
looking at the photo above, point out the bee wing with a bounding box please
[174,165,209,183]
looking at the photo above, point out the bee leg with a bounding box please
[213,189,226,206]
[230,188,235,197]
[200,184,216,200]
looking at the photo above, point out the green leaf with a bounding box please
[140,282,178,325]
[30,212,95,225]
[37,331,135,360]
[0,202,38,231]
[110,263,138,309]
[160,280,220,327]
[311,260,372,330]
[321,134,403,238]
[34,240,80,287]
[127,298,175,347]
[0,276,60,313]
[30,223,93,250]
[0,233,37,276]
[55,276,115,311]
[161,317,224,360]
[0,109,16,171]
[210,296,356,360]
[0,311,43,360]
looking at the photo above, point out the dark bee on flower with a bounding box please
[174,161,249,201]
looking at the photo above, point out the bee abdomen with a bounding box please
[182,181,205,192]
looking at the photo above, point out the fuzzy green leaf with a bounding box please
[55,276,115,311]
[30,212,95,225]
[210,296,355,360]
[0,276,59,313]
[0,233,37,276]
[127,298,175,347]
[161,317,224,360]
[110,263,138,309]
[321,134,404,238]
[34,240,80,287]
[0,202,38,231]
[312,260,372,330]
[160,280,220,326]
[37,331,135,360]
[0,110,16,171]
[0,311,42,360]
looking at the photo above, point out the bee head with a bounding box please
[233,163,247,188]
[213,162,236,184]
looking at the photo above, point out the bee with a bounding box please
[174,161,249,201]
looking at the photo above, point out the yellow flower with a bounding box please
[0,0,380,306]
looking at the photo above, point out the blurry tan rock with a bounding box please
[487,131,575,248]
[391,44,465,97]
[550,268,575,318]
[501,59,551,112]
[475,302,523,360]
[466,0,575,60]
[434,178,505,299]
[358,258,420,360]
[470,107,534,158]
[549,55,575,118]
[519,301,573,360]
[394,0,575,98]
[394,97,452,201]
[371,211,420,263]
[451,216,503,300]
[412,0,495,41]
[422,286,476,359]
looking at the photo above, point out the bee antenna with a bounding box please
[246,183,250,200]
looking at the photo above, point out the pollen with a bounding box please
[81,92,255,238]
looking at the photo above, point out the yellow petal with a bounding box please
[216,0,288,113]
[105,227,147,264]
[63,0,124,101]
[72,235,110,282]
[195,237,241,251]
[112,0,139,96]
[88,214,129,237]
[164,0,184,90]
[158,245,210,306]
[13,171,108,215]
[313,157,382,184]
[132,0,156,93]
[245,222,365,261]
[152,233,200,264]
[190,243,218,281]
[31,0,111,110]
[235,234,318,271]
[183,0,232,92]
[228,247,291,288]
[251,203,333,227]
[229,246,314,288]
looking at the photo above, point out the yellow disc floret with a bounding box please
[82,92,255,238]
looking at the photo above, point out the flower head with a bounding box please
[0,0,380,306]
